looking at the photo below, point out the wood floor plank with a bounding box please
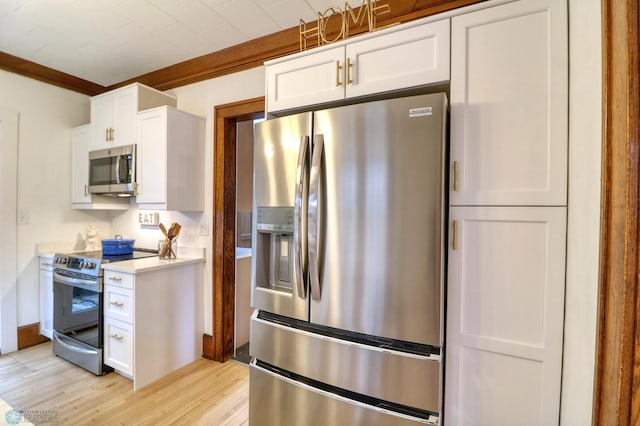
[0,343,249,425]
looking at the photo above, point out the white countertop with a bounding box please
[101,255,205,274]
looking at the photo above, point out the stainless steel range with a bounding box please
[52,249,157,375]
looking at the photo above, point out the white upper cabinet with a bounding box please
[266,18,450,114]
[136,106,205,211]
[449,0,568,206]
[345,18,449,99]
[91,83,176,150]
[70,124,92,205]
[266,46,345,113]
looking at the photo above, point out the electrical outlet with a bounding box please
[199,222,209,236]
[17,210,29,225]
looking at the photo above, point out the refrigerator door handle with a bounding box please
[308,134,323,301]
[294,135,309,299]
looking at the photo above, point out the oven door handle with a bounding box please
[54,271,100,291]
[53,330,98,355]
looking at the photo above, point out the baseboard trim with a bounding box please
[202,334,214,360]
[17,323,49,350]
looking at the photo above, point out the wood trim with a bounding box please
[202,334,214,360]
[212,97,265,362]
[17,323,49,350]
[0,51,105,96]
[0,1,484,95]
[109,0,485,92]
[593,0,640,424]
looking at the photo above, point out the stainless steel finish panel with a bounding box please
[250,314,442,413]
[52,330,104,375]
[310,93,447,347]
[252,113,312,320]
[249,361,437,426]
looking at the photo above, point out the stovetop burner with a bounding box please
[53,249,158,277]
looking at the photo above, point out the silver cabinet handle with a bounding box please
[308,134,324,301]
[294,135,310,299]
[110,334,124,340]
[108,276,122,282]
[110,301,124,307]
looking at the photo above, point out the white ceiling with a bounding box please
[0,0,339,86]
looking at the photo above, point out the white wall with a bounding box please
[110,66,265,335]
[0,70,115,330]
[561,0,601,423]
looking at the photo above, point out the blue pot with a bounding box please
[102,237,135,255]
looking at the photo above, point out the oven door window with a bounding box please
[53,281,102,348]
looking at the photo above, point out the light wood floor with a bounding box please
[0,342,249,425]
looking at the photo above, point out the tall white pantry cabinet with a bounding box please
[445,0,568,425]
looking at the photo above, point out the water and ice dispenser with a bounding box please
[254,207,295,293]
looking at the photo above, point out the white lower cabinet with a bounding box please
[102,263,201,390]
[104,316,134,376]
[104,272,135,377]
[39,256,54,339]
[445,206,566,425]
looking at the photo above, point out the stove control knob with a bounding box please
[86,263,96,270]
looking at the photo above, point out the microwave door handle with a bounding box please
[115,156,121,184]
[294,135,309,299]
[308,134,323,301]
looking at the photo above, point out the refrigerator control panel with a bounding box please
[256,206,294,233]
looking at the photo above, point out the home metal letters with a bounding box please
[299,0,391,51]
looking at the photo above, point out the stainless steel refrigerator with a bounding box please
[249,93,447,425]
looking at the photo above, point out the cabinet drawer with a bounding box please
[103,270,134,289]
[104,317,134,376]
[104,285,134,323]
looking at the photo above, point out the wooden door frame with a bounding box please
[593,0,640,423]
[211,97,264,362]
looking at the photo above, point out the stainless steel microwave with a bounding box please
[88,145,136,197]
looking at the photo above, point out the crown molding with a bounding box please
[0,0,483,95]
[0,51,106,96]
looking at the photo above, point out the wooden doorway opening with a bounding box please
[211,97,264,362]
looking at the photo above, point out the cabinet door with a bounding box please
[112,87,137,147]
[445,206,566,425]
[450,0,568,206]
[104,316,134,376]
[136,108,167,205]
[70,125,92,204]
[39,266,53,339]
[345,19,450,99]
[266,46,345,113]
[91,94,114,151]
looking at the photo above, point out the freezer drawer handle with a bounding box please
[308,134,324,301]
[294,135,310,299]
